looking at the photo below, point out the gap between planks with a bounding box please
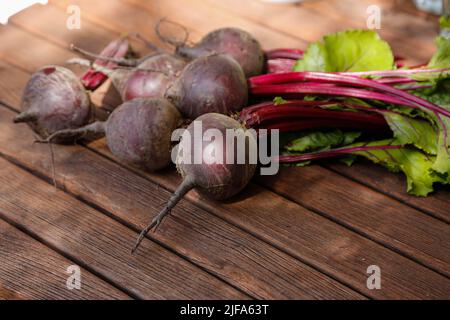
[0,216,133,299]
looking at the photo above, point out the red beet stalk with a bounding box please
[81,37,130,90]
[242,105,387,127]
[267,59,297,74]
[249,72,450,117]
[263,119,390,132]
[265,48,304,60]
[251,83,416,109]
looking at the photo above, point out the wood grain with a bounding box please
[0,219,130,300]
[0,105,361,299]
[0,154,245,299]
[325,160,450,223]
[120,0,437,66]
[51,0,306,49]
[257,168,450,275]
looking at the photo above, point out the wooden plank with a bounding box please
[0,85,448,300]
[197,0,437,64]
[325,161,450,223]
[19,0,450,276]
[51,0,307,49]
[257,167,450,276]
[0,153,247,300]
[0,105,361,300]
[0,25,75,73]
[0,219,130,300]
[9,3,147,53]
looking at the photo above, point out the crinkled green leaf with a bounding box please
[348,140,446,196]
[293,43,328,71]
[412,75,450,180]
[428,36,450,69]
[382,111,438,154]
[294,30,395,72]
[285,130,361,153]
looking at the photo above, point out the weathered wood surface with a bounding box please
[0,219,130,300]
[0,0,448,300]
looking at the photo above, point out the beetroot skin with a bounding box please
[133,113,256,252]
[115,53,186,101]
[165,53,248,119]
[176,27,264,77]
[176,113,256,200]
[106,98,182,171]
[44,98,182,171]
[14,66,92,142]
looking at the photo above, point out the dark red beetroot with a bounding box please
[165,53,248,119]
[45,98,182,171]
[175,27,265,77]
[115,53,186,101]
[14,66,92,143]
[132,113,257,252]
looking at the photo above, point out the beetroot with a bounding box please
[165,53,248,119]
[114,53,186,101]
[175,27,265,77]
[45,98,182,171]
[132,113,256,252]
[13,66,92,143]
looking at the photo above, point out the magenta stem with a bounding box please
[266,48,304,60]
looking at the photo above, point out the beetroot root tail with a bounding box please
[35,121,106,144]
[131,177,195,254]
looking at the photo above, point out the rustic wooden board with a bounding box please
[165,0,434,60]
[0,219,130,300]
[0,153,245,299]
[0,0,448,300]
[325,161,450,223]
[52,0,306,49]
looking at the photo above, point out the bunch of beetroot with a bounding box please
[15,20,450,252]
[15,25,274,253]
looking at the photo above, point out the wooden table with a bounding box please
[0,0,449,300]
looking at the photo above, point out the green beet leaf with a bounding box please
[285,130,361,153]
[294,30,395,72]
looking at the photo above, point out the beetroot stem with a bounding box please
[244,105,387,127]
[265,48,304,60]
[251,83,415,109]
[251,72,450,117]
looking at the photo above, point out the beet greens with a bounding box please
[242,29,450,196]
